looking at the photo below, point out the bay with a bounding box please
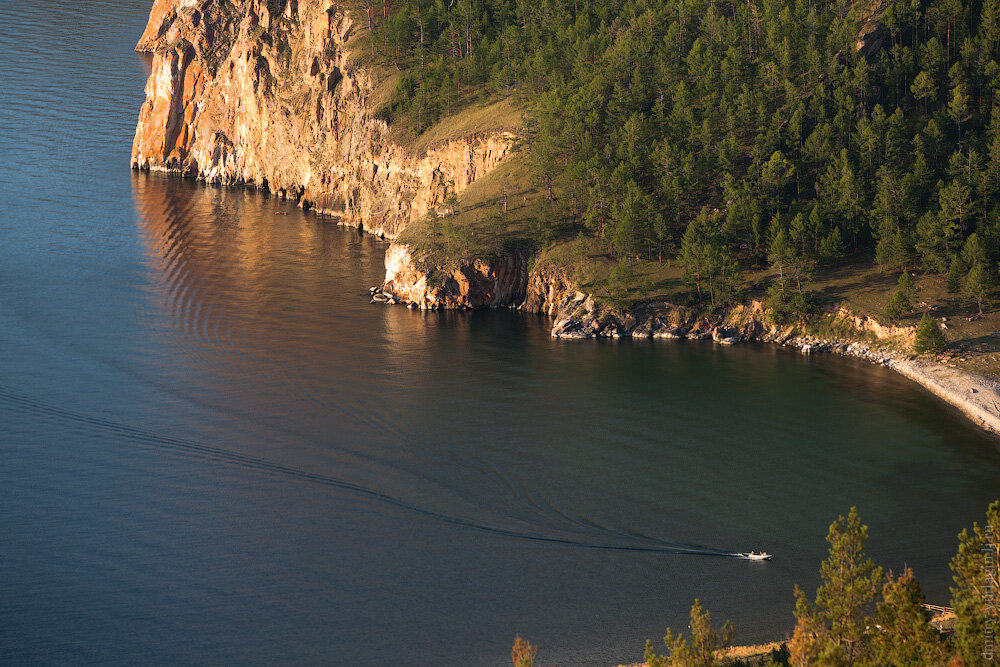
[1,2,998,664]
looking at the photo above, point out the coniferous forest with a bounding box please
[365,0,1000,315]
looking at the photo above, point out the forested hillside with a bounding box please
[363,0,1000,317]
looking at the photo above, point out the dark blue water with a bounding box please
[1,2,999,664]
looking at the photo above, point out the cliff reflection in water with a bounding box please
[129,170,562,538]
[135,173,367,356]
[126,173,1000,663]
[129,170,747,557]
[132,172,416,413]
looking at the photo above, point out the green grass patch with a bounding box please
[400,99,521,156]
[536,240,690,311]
[395,146,538,272]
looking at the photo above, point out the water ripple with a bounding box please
[0,386,736,556]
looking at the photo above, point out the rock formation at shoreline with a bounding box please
[131,0,514,239]
[376,247,1000,435]
[379,244,892,350]
[132,0,1000,438]
[381,244,529,309]
[378,243,913,350]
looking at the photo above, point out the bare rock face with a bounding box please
[832,306,917,348]
[381,244,529,309]
[522,262,577,318]
[382,247,920,354]
[379,251,636,338]
[132,0,514,238]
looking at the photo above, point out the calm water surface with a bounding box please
[2,2,1000,664]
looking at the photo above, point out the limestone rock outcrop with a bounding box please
[381,244,529,309]
[132,0,514,238]
[379,246,918,360]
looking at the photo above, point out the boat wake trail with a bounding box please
[0,386,738,556]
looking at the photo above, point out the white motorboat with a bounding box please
[741,551,772,561]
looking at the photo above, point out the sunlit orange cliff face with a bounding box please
[131,0,515,240]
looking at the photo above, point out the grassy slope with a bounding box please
[342,13,521,156]
[394,142,537,266]
[393,140,1000,377]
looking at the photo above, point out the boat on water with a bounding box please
[740,551,772,561]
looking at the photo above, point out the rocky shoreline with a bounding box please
[129,0,1000,440]
[377,249,1000,437]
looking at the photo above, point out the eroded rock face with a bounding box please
[381,247,919,359]
[132,0,514,238]
[522,262,578,318]
[381,243,529,309]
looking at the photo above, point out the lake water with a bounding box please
[1,2,999,664]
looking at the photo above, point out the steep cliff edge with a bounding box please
[131,0,515,239]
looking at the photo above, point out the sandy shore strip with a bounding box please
[616,641,786,666]
[890,358,1000,435]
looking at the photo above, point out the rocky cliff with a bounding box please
[378,247,917,364]
[381,243,529,309]
[132,0,514,238]
[131,1,1000,438]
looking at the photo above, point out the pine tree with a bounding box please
[897,271,916,298]
[869,568,947,666]
[948,254,965,292]
[761,150,795,210]
[644,599,734,667]
[680,211,715,300]
[885,272,914,319]
[963,232,988,268]
[885,288,911,320]
[963,262,992,314]
[913,313,947,354]
[939,180,973,244]
[790,508,883,666]
[681,210,741,306]
[790,585,827,666]
[911,70,938,114]
[872,167,905,270]
[950,501,1000,667]
[819,226,846,263]
[949,82,972,140]
[769,227,795,295]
